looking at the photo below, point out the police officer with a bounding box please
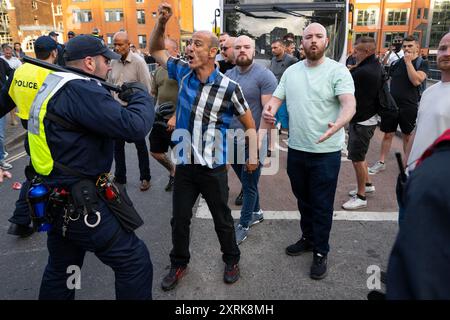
[0,35,58,237]
[26,35,155,299]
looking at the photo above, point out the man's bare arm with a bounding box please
[238,110,258,171]
[149,2,172,68]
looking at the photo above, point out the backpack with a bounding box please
[414,56,427,100]
[377,67,398,116]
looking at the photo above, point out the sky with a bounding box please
[193,0,221,32]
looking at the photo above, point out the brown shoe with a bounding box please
[140,179,151,191]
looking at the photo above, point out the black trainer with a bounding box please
[285,238,313,256]
[161,265,187,291]
[234,190,243,206]
[165,176,175,192]
[223,263,240,284]
[7,223,34,238]
[310,253,328,280]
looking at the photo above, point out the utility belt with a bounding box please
[28,165,144,235]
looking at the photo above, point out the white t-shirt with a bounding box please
[1,55,22,69]
[407,81,450,172]
[387,49,404,66]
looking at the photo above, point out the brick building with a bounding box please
[60,0,193,52]
[0,0,63,54]
[349,0,432,56]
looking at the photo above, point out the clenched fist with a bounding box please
[158,2,173,24]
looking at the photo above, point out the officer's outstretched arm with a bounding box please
[149,2,172,68]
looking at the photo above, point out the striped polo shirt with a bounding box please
[167,57,249,168]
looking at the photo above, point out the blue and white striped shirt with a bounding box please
[168,57,249,168]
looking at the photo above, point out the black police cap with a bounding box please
[34,36,58,54]
[64,35,120,62]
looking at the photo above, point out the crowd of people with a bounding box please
[0,0,449,300]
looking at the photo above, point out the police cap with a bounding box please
[64,35,120,62]
[34,36,58,54]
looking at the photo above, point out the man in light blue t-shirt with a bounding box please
[259,23,356,280]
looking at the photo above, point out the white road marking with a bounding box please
[7,151,27,163]
[195,198,398,221]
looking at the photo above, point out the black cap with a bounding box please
[34,36,58,54]
[49,31,59,37]
[67,31,75,36]
[64,35,120,61]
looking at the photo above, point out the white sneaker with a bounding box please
[348,185,376,197]
[0,160,13,170]
[368,161,385,175]
[342,196,367,210]
[3,151,8,159]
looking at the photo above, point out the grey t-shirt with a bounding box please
[269,53,298,82]
[226,63,278,131]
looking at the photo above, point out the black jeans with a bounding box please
[287,148,341,255]
[114,139,151,184]
[170,164,240,267]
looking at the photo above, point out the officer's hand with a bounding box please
[158,2,173,25]
[118,82,148,103]
[167,115,176,132]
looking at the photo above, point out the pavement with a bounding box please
[0,122,404,300]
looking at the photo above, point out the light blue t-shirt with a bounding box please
[273,58,355,153]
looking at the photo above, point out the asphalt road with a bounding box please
[0,127,403,300]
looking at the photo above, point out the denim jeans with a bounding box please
[0,116,5,161]
[114,139,151,184]
[170,164,240,267]
[275,101,289,129]
[287,148,341,255]
[231,142,261,228]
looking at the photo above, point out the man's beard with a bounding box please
[304,45,325,61]
[236,55,253,67]
[437,58,450,71]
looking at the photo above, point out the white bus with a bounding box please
[218,0,350,64]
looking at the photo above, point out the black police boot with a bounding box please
[223,263,240,284]
[161,266,187,291]
[285,237,313,256]
[234,190,243,206]
[310,252,328,280]
[7,223,34,238]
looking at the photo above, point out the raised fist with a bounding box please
[158,2,173,24]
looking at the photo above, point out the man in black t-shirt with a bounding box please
[369,35,428,175]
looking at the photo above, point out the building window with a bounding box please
[56,5,63,15]
[32,0,37,10]
[356,9,377,26]
[105,9,124,22]
[383,32,406,48]
[385,9,409,26]
[106,34,114,48]
[137,9,145,24]
[423,8,429,19]
[25,38,36,51]
[73,10,93,23]
[355,32,377,43]
[138,34,147,49]
[136,0,144,3]
[417,8,421,19]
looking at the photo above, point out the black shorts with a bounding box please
[380,106,417,135]
[347,123,376,162]
[149,124,174,153]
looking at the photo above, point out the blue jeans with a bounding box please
[231,143,261,228]
[39,200,153,300]
[0,116,5,161]
[114,139,151,184]
[275,101,289,129]
[287,148,341,255]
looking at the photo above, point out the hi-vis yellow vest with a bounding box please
[28,72,87,176]
[8,63,53,120]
